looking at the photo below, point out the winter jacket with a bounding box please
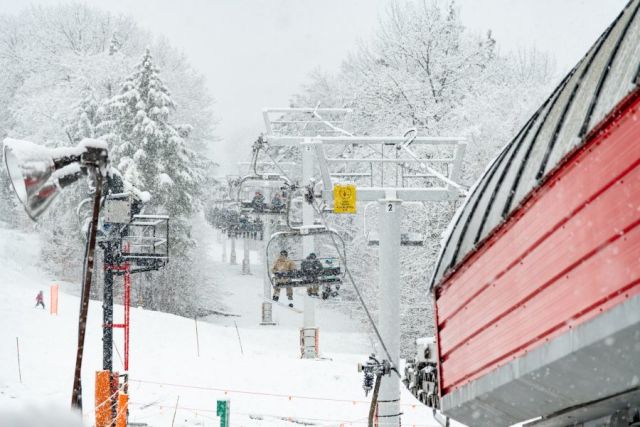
[272,256,296,283]
[36,292,43,302]
[272,256,295,273]
[301,258,323,276]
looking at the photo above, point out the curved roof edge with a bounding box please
[431,0,640,289]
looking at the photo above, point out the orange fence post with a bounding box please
[50,283,58,315]
[95,370,112,427]
[116,392,128,427]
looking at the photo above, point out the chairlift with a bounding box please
[265,231,346,297]
[235,136,291,215]
[264,184,348,297]
[226,213,264,241]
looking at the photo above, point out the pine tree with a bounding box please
[97,49,203,314]
[101,49,199,251]
[65,86,99,143]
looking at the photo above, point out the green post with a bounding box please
[216,400,230,427]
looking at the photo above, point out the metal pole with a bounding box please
[71,170,103,410]
[377,197,402,426]
[260,219,275,325]
[242,237,251,274]
[103,242,114,373]
[124,265,130,397]
[230,236,237,265]
[302,139,316,357]
[221,232,227,263]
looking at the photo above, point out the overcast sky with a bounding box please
[0,0,629,171]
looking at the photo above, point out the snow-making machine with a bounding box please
[413,1,640,426]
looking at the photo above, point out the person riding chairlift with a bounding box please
[301,252,323,297]
[271,192,285,212]
[272,249,295,307]
[321,258,340,299]
[251,191,266,212]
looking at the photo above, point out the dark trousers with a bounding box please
[35,301,45,309]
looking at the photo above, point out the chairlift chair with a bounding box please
[265,185,347,297]
[266,230,346,297]
[235,136,292,215]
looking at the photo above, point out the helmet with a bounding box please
[309,252,316,259]
[280,250,288,256]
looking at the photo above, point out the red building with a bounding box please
[429,1,640,425]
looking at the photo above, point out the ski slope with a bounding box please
[0,219,441,426]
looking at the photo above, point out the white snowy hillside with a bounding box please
[0,219,444,426]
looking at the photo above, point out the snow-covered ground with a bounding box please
[0,221,440,426]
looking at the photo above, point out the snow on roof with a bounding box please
[79,138,108,150]
[431,0,640,289]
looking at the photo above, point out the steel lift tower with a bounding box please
[264,116,466,424]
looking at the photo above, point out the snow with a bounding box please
[0,221,441,426]
[79,138,108,151]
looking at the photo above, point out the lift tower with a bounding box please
[265,122,466,424]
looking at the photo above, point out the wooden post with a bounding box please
[234,321,244,355]
[194,316,200,357]
[16,337,22,383]
[171,395,180,427]
[50,283,59,315]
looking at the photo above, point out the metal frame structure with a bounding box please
[234,151,294,282]
[262,107,466,425]
[98,190,170,422]
[264,189,347,290]
[260,107,354,352]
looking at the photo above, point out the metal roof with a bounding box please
[431,0,640,289]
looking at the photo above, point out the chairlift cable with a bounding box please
[309,194,400,378]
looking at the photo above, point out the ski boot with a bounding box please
[272,295,279,302]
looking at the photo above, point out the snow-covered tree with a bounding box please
[97,49,205,313]
[101,49,199,250]
[65,86,100,143]
[0,4,218,315]
[286,0,555,356]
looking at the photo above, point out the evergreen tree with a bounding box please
[65,86,99,143]
[101,49,199,252]
[97,49,203,314]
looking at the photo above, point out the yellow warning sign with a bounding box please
[333,184,357,214]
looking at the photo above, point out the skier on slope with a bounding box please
[301,253,323,297]
[35,290,45,309]
[272,250,295,307]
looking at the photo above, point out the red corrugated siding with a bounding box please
[436,90,640,395]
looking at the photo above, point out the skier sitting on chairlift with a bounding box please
[251,191,266,212]
[271,192,285,212]
[301,253,323,297]
[272,250,295,307]
[321,259,340,300]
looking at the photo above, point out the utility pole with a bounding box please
[377,196,402,424]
